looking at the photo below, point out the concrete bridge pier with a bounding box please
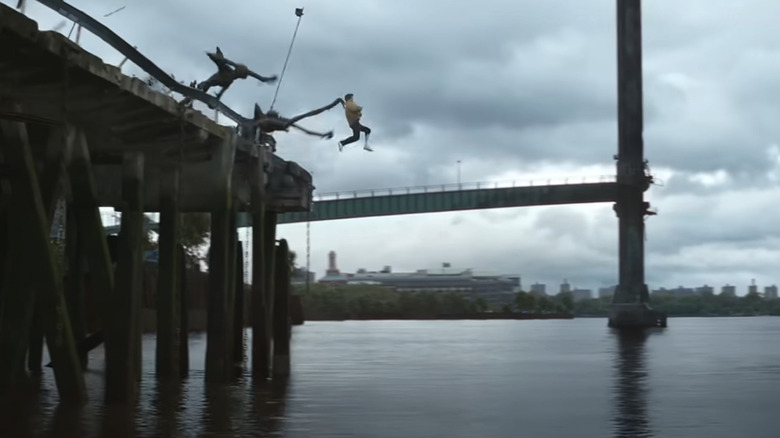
[609,0,666,329]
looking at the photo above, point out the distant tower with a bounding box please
[326,250,340,276]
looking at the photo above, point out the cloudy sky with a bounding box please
[15,0,780,295]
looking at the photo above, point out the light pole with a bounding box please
[457,160,461,188]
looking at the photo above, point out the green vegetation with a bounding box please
[294,283,485,319]
[575,291,780,316]
[293,284,577,319]
[142,212,211,268]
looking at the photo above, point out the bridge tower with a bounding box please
[609,0,666,328]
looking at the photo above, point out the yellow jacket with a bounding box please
[344,100,362,125]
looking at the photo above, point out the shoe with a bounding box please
[338,141,344,152]
[364,144,373,152]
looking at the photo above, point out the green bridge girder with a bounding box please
[102,181,620,233]
[237,181,619,226]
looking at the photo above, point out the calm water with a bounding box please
[1,317,779,437]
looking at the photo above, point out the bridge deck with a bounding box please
[244,181,620,225]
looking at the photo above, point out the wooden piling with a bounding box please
[64,205,87,369]
[233,240,245,364]
[178,244,189,378]
[272,239,291,377]
[30,127,75,373]
[206,209,231,382]
[0,117,85,402]
[250,153,270,380]
[251,207,270,380]
[156,165,180,378]
[105,152,145,403]
[68,130,115,345]
[224,212,237,374]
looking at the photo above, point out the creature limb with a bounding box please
[284,98,344,127]
[291,124,333,139]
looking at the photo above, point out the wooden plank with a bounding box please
[155,165,180,378]
[105,152,144,403]
[0,116,85,402]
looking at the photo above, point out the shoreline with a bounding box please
[303,313,574,322]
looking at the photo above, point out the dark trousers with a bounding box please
[340,121,371,146]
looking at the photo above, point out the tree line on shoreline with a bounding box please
[294,283,780,319]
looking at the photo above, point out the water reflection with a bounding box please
[153,379,183,438]
[250,378,289,435]
[611,329,657,438]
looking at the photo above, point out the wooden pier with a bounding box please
[0,3,305,404]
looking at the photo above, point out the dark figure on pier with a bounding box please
[197,47,277,101]
[338,93,373,152]
[251,98,343,150]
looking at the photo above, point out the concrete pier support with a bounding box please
[609,0,666,329]
[156,165,181,378]
[105,152,145,403]
[225,212,238,374]
[272,239,291,377]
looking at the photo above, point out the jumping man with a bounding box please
[338,93,373,152]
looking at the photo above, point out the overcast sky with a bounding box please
[16,0,780,295]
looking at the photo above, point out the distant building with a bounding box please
[559,280,571,294]
[696,285,714,296]
[530,283,547,296]
[765,285,778,300]
[571,289,592,302]
[652,286,695,297]
[598,286,616,299]
[721,284,736,297]
[748,279,758,295]
[318,252,519,304]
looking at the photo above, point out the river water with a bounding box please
[1,317,778,437]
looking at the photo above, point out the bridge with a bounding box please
[108,176,620,232]
[0,0,665,408]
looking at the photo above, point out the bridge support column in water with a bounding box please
[273,239,291,377]
[609,0,666,329]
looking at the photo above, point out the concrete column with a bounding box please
[224,211,237,375]
[105,152,145,403]
[64,205,87,369]
[250,154,271,380]
[272,239,291,377]
[156,164,181,378]
[609,0,665,328]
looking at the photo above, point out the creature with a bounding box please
[337,93,373,152]
[197,47,277,101]
[250,98,344,151]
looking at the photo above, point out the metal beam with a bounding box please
[237,182,619,226]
